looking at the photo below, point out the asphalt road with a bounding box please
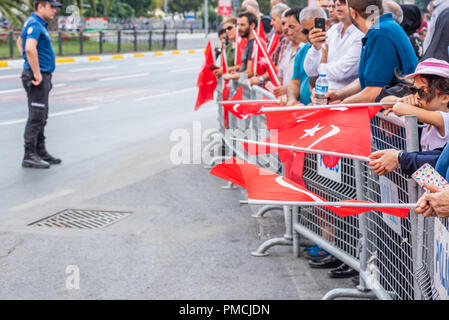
[0,52,354,299]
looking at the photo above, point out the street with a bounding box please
[0,52,352,299]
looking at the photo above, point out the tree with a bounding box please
[121,0,152,16]
[168,0,202,17]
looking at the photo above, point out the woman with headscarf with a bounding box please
[400,4,423,60]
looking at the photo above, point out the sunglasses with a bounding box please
[409,86,430,99]
[225,25,235,31]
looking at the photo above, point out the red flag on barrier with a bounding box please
[222,96,282,120]
[210,158,410,218]
[221,47,231,101]
[252,30,281,87]
[245,107,378,160]
[221,47,231,128]
[235,32,247,67]
[267,33,280,58]
[195,41,218,111]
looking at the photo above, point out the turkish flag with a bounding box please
[252,30,280,87]
[222,95,282,120]
[210,158,410,218]
[235,33,247,67]
[267,33,280,58]
[195,41,218,111]
[245,107,379,159]
[221,48,231,101]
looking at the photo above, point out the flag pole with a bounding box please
[243,199,417,209]
[220,99,280,104]
[261,102,395,112]
[252,29,281,87]
[231,138,372,162]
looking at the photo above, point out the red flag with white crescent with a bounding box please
[235,32,247,67]
[244,107,380,162]
[267,33,280,57]
[195,41,218,111]
[221,94,282,120]
[210,158,410,218]
[252,30,280,87]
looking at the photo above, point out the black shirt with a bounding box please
[239,38,255,73]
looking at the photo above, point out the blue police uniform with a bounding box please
[20,9,61,168]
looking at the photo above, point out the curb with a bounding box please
[0,49,203,69]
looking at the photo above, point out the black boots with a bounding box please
[37,143,62,165]
[22,146,50,169]
[22,141,61,169]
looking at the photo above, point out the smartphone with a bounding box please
[411,163,449,190]
[314,17,326,31]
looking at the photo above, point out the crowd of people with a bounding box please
[212,0,449,284]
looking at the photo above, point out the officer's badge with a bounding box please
[27,27,33,35]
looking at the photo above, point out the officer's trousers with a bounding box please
[21,69,53,151]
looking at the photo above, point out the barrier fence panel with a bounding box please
[209,74,448,299]
[421,213,449,300]
[358,113,419,300]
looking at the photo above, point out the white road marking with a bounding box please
[0,106,98,126]
[137,61,170,66]
[0,83,66,95]
[134,87,196,101]
[170,67,199,73]
[69,65,118,72]
[9,189,75,212]
[0,74,20,80]
[99,73,149,82]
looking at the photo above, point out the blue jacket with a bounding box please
[399,147,444,176]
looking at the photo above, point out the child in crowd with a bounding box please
[370,58,449,176]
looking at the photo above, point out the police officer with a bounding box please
[17,0,62,169]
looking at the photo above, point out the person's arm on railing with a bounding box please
[369,148,443,177]
[326,78,362,103]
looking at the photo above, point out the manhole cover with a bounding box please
[29,209,132,230]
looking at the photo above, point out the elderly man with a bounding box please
[248,3,290,87]
[304,0,364,91]
[273,7,307,102]
[383,0,404,24]
[286,6,328,106]
[326,0,418,104]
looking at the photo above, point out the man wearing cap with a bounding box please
[16,0,62,169]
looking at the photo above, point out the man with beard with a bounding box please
[326,0,418,104]
[224,11,258,81]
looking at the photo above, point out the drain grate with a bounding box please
[29,209,132,230]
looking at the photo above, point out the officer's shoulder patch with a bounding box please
[27,26,33,35]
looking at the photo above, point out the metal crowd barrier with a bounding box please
[208,76,448,300]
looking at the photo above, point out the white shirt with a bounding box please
[421,111,449,152]
[278,41,304,87]
[303,23,364,90]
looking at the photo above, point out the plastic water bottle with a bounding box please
[314,74,329,105]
